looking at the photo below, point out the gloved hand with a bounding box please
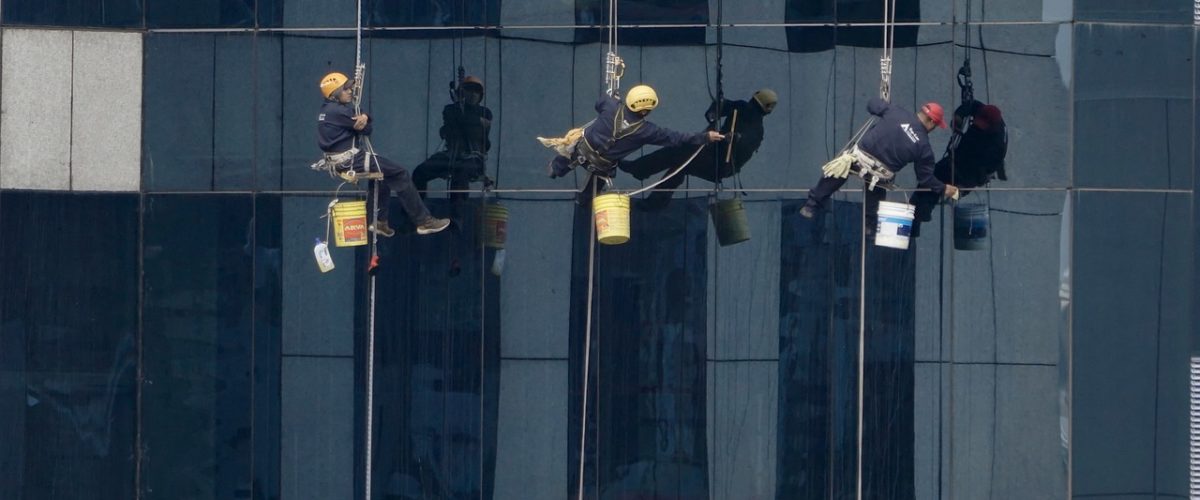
[821,153,854,179]
[943,184,960,200]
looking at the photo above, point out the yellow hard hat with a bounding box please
[625,84,659,112]
[752,88,778,113]
[320,72,349,99]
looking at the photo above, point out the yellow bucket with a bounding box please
[330,200,368,247]
[480,203,509,249]
[593,193,631,245]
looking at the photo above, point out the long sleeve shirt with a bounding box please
[858,97,945,194]
[440,102,493,156]
[317,101,372,153]
[706,98,766,168]
[582,93,708,162]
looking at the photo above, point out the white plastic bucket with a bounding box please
[875,201,915,250]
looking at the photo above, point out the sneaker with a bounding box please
[369,220,396,238]
[799,205,816,219]
[416,217,451,235]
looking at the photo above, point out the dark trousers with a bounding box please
[412,151,487,198]
[806,174,888,229]
[619,144,734,209]
[354,153,431,225]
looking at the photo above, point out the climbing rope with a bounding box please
[575,0,624,497]
[354,0,379,497]
[856,2,897,500]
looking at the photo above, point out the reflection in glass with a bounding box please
[1,0,141,27]
[0,192,139,500]
[142,195,255,498]
[778,199,915,499]
[570,198,710,499]
[370,198,499,499]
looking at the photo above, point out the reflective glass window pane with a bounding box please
[568,198,710,498]
[1,0,142,28]
[251,195,283,500]
[778,197,917,498]
[576,0,707,45]
[142,194,254,499]
[143,33,216,191]
[215,33,258,190]
[257,0,356,28]
[369,197,495,498]
[1076,0,1193,24]
[1074,24,1193,189]
[491,196,573,499]
[1073,191,1192,498]
[144,0,253,28]
[955,0,1072,22]
[0,192,138,500]
[911,190,1070,499]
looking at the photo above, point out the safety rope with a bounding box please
[355,0,379,497]
[576,179,600,500]
[577,0,620,495]
[856,2,897,499]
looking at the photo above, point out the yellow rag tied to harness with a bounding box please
[537,127,585,158]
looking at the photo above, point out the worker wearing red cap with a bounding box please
[802,97,959,224]
[911,101,1008,236]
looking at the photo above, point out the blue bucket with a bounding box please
[953,203,989,251]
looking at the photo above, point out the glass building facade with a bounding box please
[0,0,1194,499]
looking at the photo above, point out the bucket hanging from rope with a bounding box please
[593,192,631,245]
[953,202,989,251]
[710,196,750,246]
[875,200,914,250]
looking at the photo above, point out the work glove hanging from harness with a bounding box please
[821,152,855,179]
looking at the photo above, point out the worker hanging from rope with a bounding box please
[910,62,1009,237]
[618,88,776,210]
[800,98,959,230]
[539,84,726,199]
[316,71,450,236]
[413,72,495,199]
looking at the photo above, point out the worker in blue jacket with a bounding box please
[801,98,959,228]
[317,71,449,236]
[545,84,725,186]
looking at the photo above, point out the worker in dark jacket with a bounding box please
[413,75,494,198]
[801,98,960,228]
[317,71,449,236]
[618,89,777,209]
[543,84,725,185]
[911,102,1007,235]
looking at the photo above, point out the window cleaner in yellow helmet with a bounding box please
[317,71,449,236]
[542,84,724,183]
[618,88,778,210]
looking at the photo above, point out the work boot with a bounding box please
[799,205,816,219]
[416,217,451,235]
[369,220,396,238]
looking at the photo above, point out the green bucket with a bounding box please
[710,197,751,247]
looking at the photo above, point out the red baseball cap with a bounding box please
[921,102,947,129]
